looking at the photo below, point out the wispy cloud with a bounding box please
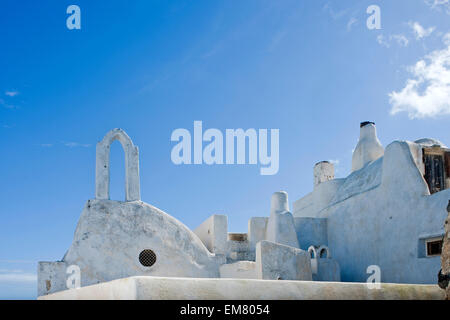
[408,21,434,40]
[329,159,340,165]
[346,17,358,31]
[377,35,390,47]
[377,34,409,48]
[392,34,409,47]
[0,272,37,283]
[328,159,342,175]
[64,142,91,148]
[443,33,450,45]
[37,142,91,148]
[389,33,450,118]
[0,98,19,110]
[5,90,19,97]
[0,260,35,263]
[323,3,348,20]
[425,0,450,14]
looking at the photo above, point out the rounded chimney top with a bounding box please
[270,191,289,215]
[352,121,384,172]
[360,121,375,128]
[313,161,334,187]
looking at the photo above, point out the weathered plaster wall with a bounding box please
[308,245,340,281]
[256,241,312,281]
[193,214,228,255]
[248,217,268,251]
[293,140,449,284]
[314,161,334,187]
[37,262,67,296]
[219,261,257,279]
[96,129,140,202]
[38,276,445,300]
[294,217,327,249]
[293,179,345,218]
[38,199,224,296]
[266,192,299,248]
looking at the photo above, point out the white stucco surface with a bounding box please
[351,122,384,172]
[256,241,312,280]
[194,214,228,255]
[219,261,257,279]
[266,192,299,248]
[38,126,450,298]
[96,129,140,201]
[38,199,224,296]
[38,276,445,300]
[293,123,450,284]
[314,161,334,187]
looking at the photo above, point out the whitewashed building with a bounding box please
[38,123,449,296]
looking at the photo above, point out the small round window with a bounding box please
[139,249,157,267]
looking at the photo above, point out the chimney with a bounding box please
[314,161,334,188]
[270,191,289,215]
[351,122,384,172]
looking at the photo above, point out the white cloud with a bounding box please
[5,91,19,97]
[389,33,450,118]
[444,33,450,45]
[377,35,390,48]
[64,142,91,148]
[409,21,434,40]
[391,34,409,47]
[0,260,35,263]
[346,17,358,31]
[425,0,450,14]
[377,34,409,48]
[329,159,340,165]
[323,3,347,20]
[38,142,91,148]
[0,98,18,109]
[0,272,37,283]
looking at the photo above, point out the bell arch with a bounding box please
[95,128,140,201]
[318,245,331,259]
[307,246,317,259]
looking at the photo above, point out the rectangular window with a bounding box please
[426,238,443,257]
[423,148,450,194]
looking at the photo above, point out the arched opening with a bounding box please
[95,128,140,201]
[308,246,316,259]
[109,140,126,201]
[318,246,330,259]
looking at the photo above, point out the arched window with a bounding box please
[95,129,140,201]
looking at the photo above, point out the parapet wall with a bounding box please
[38,276,445,300]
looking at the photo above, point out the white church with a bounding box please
[37,122,449,299]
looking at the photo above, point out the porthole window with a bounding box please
[139,249,157,267]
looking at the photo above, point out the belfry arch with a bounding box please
[95,128,140,201]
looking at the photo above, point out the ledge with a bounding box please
[38,276,445,300]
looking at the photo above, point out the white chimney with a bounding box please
[351,121,384,172]
[313,161,334,188]
[270,191,289,215]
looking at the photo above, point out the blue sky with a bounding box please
[1,0,449,299]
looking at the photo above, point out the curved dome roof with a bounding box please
[414,138,447,148]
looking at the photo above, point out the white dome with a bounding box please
[414,138,447,148]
